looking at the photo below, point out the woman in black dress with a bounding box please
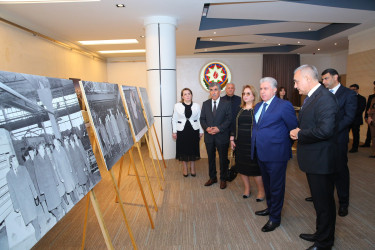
[172,88,204,176]
[230,85,265,201]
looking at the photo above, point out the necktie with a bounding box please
[302,96,310,108]
[258,103,268,123]
[213,101,217,116]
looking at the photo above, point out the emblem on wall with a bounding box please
[200,61,232,91]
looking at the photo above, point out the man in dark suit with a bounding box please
[200,82,232,189]
[251,77,297,232]
[321,68,356,217]
[221,83,241,131]
[348,84,366,153]
[291,65,338,250]
[361,81,375,147]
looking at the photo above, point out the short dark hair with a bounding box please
[321,68,339,76]
[350,84,359,89]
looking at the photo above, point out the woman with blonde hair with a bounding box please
[172,88,204,177]
[230,85,265,200]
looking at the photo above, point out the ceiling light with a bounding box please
[98,49,146,54]
[278,43,281,45]
[317,48,321,51]
[334,42,337,45]
[140,35,145,38]
[213,32,216,34]
[0,0,99,3]
[78,39,138,45]
[308,28,312,31]
[116,3,125,7]
[297,41,300,44]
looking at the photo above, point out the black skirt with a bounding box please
[176,120,200,161]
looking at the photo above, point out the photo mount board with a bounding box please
[138,87,155,127]
[121,86,148,142]
[80,81,134,171]
[0,70,101,250]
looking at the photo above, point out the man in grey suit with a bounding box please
[291,65,339,250]
[200,82,232,189]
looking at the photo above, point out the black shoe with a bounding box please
[261,220,280,232]
[306,245,332,250]
[338,206,348,217]
[360,144,370,148]
[349,148,358,153]
[299,233,317,242]
[255,208,269,216]
[256,197,265,202]
[369,155,375,158]
[191,173,196,177]
[305,196,313,202]
[183,174,188,177]
[242,192,251,199]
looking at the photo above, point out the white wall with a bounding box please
[0,21,107,81]
[107,60,148,87]
[301,50,348,75]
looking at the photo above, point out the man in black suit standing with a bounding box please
[348,84,366,153]
[361,81,375,147]
[291,65,338,250]
[200,82,232,189]
[221,83,241,131]
[321,68,356,217]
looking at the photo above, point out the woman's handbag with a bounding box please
[227,148,237,182]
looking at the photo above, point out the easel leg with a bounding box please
[152,125,167,168]
[81,195,90,250]
[115,155,125,203]
[109,169,138,249]
[129,150,155,229]
[133,145,158,212]
[127,153,132,176]
[88,190,115,250]
[149,130,164,181]
[144,135,164,189]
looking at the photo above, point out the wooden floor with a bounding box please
[33,143,375,250]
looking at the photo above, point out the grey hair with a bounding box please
[294,64,319,81]
[209,82,222,91]
[260,77,277,89]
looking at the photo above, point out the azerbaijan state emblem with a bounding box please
[200,61,231,91]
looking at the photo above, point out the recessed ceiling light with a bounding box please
[140,35,145,38]
[116,3,125,7]
[205,49,207,51]
[297,41,300,44]
[317,48,321,51]
[308,28,312,31]
[278,43,281,46]
[213,32,216,34]
[98,49,146,54]
[209,38,213,41]
[78,39,138,45]
[334,42,337,45]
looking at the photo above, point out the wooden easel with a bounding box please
[79,81,139,249]
[118,84,159,211]
[152,124,167,168]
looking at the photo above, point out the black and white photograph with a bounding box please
[81,81,133,171]
[0,71,101,250]
[138,87,155,127]
[122,86,148,142]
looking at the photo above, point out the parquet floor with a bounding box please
[33,143,375,250]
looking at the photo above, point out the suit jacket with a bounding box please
[334,85,357,143]
[352,94,366,126]
[297,85,339,174]
[251,96,298,162]
[200,98,232,144]
[172,102,203,133]
[365,94,375,119]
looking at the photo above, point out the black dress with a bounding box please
[231,108,261,176]
[176,103,200,161]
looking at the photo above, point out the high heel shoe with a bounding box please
[191,173,196,177]
[256,197,265,202]
[183,174,188,177]
[242,192,251,199]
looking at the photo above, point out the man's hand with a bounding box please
[210,126,220,135]
[290,128,300,140]
[172,133,177,140]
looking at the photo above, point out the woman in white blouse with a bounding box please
[172,88,203,177]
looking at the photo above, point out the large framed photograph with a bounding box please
[0,71,101,250]
[80,81,133,171]
[138,87,154,126]
[121,86,148,142]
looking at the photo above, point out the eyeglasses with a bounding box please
[242,92,252,96]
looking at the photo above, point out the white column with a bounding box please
[144,16,177,159]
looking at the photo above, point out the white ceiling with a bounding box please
[1,0,375,59]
